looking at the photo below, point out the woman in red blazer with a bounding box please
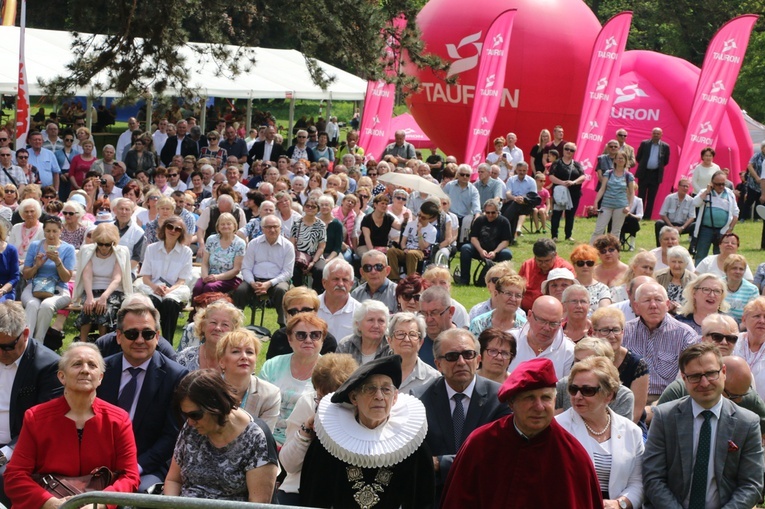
[5,342,139,509]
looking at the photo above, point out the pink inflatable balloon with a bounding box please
[406,0,601,159]
[592,50,752,218]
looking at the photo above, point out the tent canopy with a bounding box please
[388,113,436,149]
[0,27,367,100]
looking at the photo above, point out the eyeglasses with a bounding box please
[684,369,721,384]
[567,384,601,397]
[599,247,617,254]
[0,154,11,157]
[362,263,385,273]
[0,138,7,141]
[594,327,622,336]
[297,135,307,139]
[401,293,421,302]
[64,138,74,142]
[359,384,395,397]
[5,189,15,193]
[293,330,323,342]
[165,224,184,233]
[724,388,747,401]
[287,307,314,316]
[358,195,370,200]
[121,328,158,341]
[421,306,451,319]
[458,173,471,177]
[484,210,498,215]
[304,204,317,210]
[0,333,21,351]
[531,313,561,329]
[393,330,421,341]
[607,145,619,149]
[438,350,478,362]
[485,348,512,360]
[712,181,726,187]
[696,287,723,297]
[706,332,738,344]
[564,148,576,152]
[367,172,378,177]
[497,289,523,300]
[97,242,113,248]
[565,299,589,306]
[181,409,205,421]
[575,260,595,267]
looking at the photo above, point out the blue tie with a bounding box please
[452,393,466,449]
[689,410,713,509]
[117,367,142,413]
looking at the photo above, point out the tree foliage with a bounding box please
[24,0,446,100]
[584,0,765,119]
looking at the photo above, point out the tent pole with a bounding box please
[326,93,332,120]
[85,96,93,131]
[199,97,207,133]
[288,95,295,137]
[12,94,17,145]
[246,97,253,130]
[144,93,152,134]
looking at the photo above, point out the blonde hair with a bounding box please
[216,328,262,362]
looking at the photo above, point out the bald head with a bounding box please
[533,295,564,317]
[723,356,752,399]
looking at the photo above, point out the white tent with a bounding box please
[742,110,765,151]
[0,27,367,101]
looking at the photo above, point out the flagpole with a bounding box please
[15,0,29,148]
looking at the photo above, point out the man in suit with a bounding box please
[160,119,199,167]
[414,328,511,505]
[97,301,189,492]
[643,342,764,508]
[248,126,285,165]
[0,301,62,506]
[635,127,671,219]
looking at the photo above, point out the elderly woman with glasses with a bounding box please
[734,298,765,400]
[136,215,193,339]
[59,199,89,249]
[164,369,278,502]
[200,130,228,171]
[571,244,612,313]
[300,355,434,509]
[72,223,132,341]
[561,285,592,343]
[266,287,338,359]
[655,245,696,313]
[2,184,18,210]
[476,328,516,384]
[556,355,644,509]
[386,312,439,393]
[675,273,729,335]
[692,169,739,264]
[142,196,176,247]
[290,196,327,291]
[591,307,648,428]
[136,186,162,226]
[468,261,517,320]
[470,274,527,336]
[337,300,392,366]
[260,312,328,445]
[395,273,430,313]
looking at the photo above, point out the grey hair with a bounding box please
[387,312,427,340]
[59,342,106,373]
[19,198,42,217]
[392,188,409,199]
[659,225,679,240]
[103,144,115,152]
[666,245,692,269]
[420,285,452,308]
[0,301,27,337]
[217,194,235,208]
[433,328,479,358]
[323,258,353,280]
[317,195,335,208]
[573,336,614,362]
[353,300,390,336]
[110,197,134,211]
[477,163,490,173]
[62,200,86,217]
[361,249,388,266]
[701,313,739,337]
[562,284,589,303]
[515,161,529,171]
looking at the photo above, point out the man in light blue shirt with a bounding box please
[474,163,504,207]
[27,131,60,192]
[504,162,538,240]
[444,164,481,244]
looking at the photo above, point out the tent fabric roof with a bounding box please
[0,27,367,100]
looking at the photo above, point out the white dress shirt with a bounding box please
[685,398,723,509]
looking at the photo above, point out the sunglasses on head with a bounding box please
[575,260,595,267]
[181,409,205,421]
[294,330,323,341]
[121,328,157,341]
[567,384,601,397]
[0,333,21,351]
[362,263,385,273]
[287,307,314,316]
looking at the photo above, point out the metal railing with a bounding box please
[60,491,316,509]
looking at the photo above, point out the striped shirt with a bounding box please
[622,315,698,395]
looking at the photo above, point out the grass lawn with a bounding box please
[58,217,765,370]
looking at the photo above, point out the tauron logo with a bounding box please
[596,78,608,91]
[604,36,617,50]
[613,84,649,105]
[446,32,483,77]
[492,33,503,48]
[722,38,737,53]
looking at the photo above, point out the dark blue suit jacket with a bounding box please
[97,351,188,478]
[9,338,62,445]
[414,375,510,494]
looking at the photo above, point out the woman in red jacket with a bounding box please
[5,342,139,509]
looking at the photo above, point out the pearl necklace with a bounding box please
[583,411,611,436]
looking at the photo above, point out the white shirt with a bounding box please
[444,375,476,416]
[508,323,574,378]
[115,130,134,162]
[0,353,21,449]
[241,234,295,286]
[153,130,169,155]
[170,181,188,192]
[684,398,723,509]
[119,356,152,420]
[262,140,274,162]
[139,241,193,285]
[318,293,361,341]
[502,146,524,174]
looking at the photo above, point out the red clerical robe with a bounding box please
[441,415,602,509]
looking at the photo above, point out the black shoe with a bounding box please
[43,328,64,351]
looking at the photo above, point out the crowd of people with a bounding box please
[1,115,765,508]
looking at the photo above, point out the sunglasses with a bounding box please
[362,263,385,273]
[181,409,205,421]
[599,247,617,254]
[16,155,28,159]
[99,207,111,212]
[438,350,478,362]
[564,148,576,152]
[121,328,157,341]
[0,333,21,351]
[706,332,738,344]
[207,137,217,141]
[567,384,601,397]
[0,138,7,141]
[287,307,314,316]
[367,172,378,177]
[458,173,471,177]
[43,195,57,199]
[617,133,627,137]
[294,330,323,341]
[395,196,407,201]
[64,138,74,142]
[97,242,113,248]
[165,224,184,233]
[61,211,76,216]
[168,173,178,178]
[5,189,15,193]
[401,293,421,302]
[575,260,595,267]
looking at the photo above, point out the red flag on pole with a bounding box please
[15,0,29,148]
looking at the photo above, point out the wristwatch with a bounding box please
[618,498,628,509]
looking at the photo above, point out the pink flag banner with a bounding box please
[463,9,517,179]
[576,11,633,211]
[675,14,758,192]
[15,0,29,148]
[359,17,406,162]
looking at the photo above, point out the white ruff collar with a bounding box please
[314,393,428,469]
